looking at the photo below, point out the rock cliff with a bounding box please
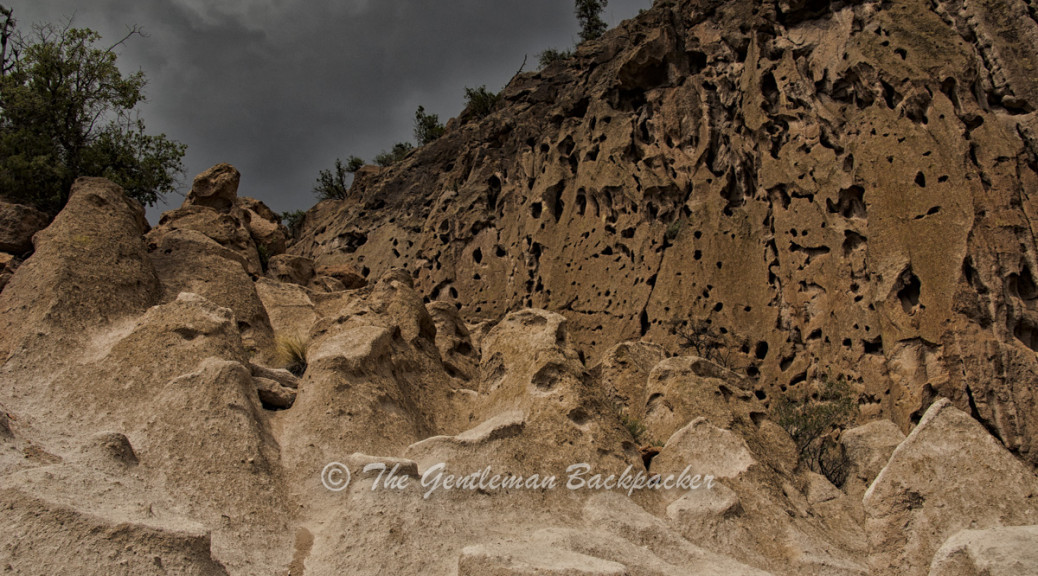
[295,0,1038,466]
[2,0,1038,574]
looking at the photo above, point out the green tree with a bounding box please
[575,0,608,42]
[0,9,185,213]
[313,155,363,200]
[464,85,501,119]
[374,142,414,167]
[413,105,444,146]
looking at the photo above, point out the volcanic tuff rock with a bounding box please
[293,0,1038,468]
[4,0,1038,574]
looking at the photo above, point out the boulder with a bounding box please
[928,525,1038,576]
[428,301,480,383]
[267,254,315,286]
[314,258,367,289]
[643,355,761,443]
[0,252,19,292]
[0,200,50,254]
[147,228,276,361]
[183,163,240,212]
[864,399,1038,576]
[841,419,906,498]
[152,205,263,275]
[0,178,159,360]
[590,341,666,421]
[237,197,288,255]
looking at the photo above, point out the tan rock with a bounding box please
[237,197,288,255]
[147,228,276,361]
[928,525,1038,576]
[864,399,1038,576]
[0,200,50,254]
[153,205,262,275]
[0,178,159,360]
[643,356,760,443]
[841,419,906,498]
[590,341,666,421]
[183,163,240,212]
[0,252,19,292]
[267,253,315,285]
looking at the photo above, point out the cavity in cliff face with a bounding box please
[294,0,1038,463]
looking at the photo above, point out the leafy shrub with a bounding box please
[414,105,444,146]
[464,85,501,119]
[772,375,857,486]
[313,155,363,200]
[622,412,648,443]
[538,48,573,69]
[374,142,414,167]
[280,210,306,237]
[0,10,185,213]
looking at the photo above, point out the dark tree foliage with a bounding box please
[575,0,609,43]
[313,155,363,200]
[413,105,444,146]
[374,142,414,167]
[463,85,501,119]
[0,8,185,213]
[538,48,573,69]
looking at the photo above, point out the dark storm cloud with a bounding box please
[9,0,650,220]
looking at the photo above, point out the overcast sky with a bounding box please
[11,0,650,222]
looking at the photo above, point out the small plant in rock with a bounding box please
[280,210,306,237]
[772,374,857,486]
[374,142,414,167]
[665,219,684,241]
[464,85,501,119]
[671,318,736,368]
[622,412,648,443]
[414,105,445,146]
[275,334,309,377]
[538,48,573,69]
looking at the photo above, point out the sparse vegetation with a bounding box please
[575,0,609,43]
[621,411,648,444]
[313,156,363,200]
[280,210,306,237]
[538,48,573,69]
[276,334,309,377]
[0,7,185,213]
[374,142,414,167]
[464,85,501,119]
[672,319,736,368]
[414,105,445,146]
[772,375,857,486]
[665,219,684,241]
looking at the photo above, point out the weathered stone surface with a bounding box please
[841,419,906,498]
[314,259,367,289]
[291,0,1038,467]
[237,197,288,255]
[864,399,1038,576]
[267,253,315,285]
[928,525,1038,576]
[147,228,276,360]
[0,200,50,254]
[590,341,666,422]
[0,252,19,292]
[183,163,240,212]
[152,205,263,275]
[0,178,159,360]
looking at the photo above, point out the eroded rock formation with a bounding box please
[294,0,1038,467]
